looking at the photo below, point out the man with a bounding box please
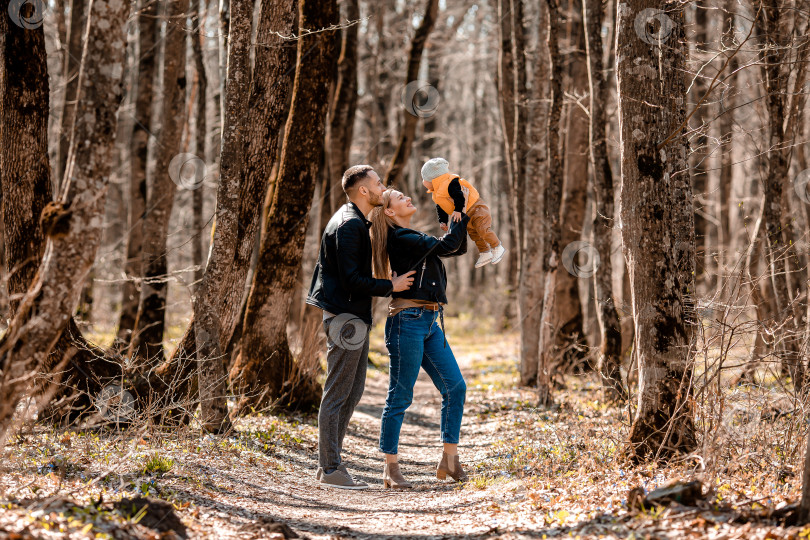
[307,165,415,489]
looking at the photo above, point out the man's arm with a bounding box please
[336,221,393,297]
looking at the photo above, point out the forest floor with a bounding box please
[0,315,808,539]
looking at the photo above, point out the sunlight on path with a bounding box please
[223,334,520,539]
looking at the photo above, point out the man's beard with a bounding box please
[368,190,383,207]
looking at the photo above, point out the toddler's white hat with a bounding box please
[421,157,450,181]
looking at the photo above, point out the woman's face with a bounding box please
[385,190,417,219]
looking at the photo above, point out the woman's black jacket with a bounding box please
[387,213,469,305]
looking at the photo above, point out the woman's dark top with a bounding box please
[386,214,469,305]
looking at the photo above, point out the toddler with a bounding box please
[421,157,506,268]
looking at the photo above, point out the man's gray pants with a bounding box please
[319,315,370,473]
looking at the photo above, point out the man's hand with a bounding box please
[440,223,449,232]
[461,186,470,212]
[451,211,462,222]
[391,270,416,292]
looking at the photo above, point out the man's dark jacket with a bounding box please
[306,202,392,324]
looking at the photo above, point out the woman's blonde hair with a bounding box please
[369,189,397,280]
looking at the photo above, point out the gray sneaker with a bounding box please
[319,467,369,490]
[316,463,345,480]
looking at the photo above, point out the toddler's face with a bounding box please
[422,179,433,191]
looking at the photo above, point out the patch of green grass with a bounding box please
[465,474,507,490]
[468,355,519,390]
[141,452,174,475]
[367,350,389,372]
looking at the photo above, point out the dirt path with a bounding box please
[194,352,518,539]
[5,324,802,539]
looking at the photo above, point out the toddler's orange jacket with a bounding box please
[428,173,481,216]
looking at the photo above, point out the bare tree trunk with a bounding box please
[496,0,524,324]
[155,0,299,408]
[129,0,190,368]
[193,0,253,432]
[497,0,524,343]
[497,0,516,209]
[299,0,361,331]
[327,0,360,208]
[0,0,130,438]
[0,7,50,316]
[219,0,229,104]
[798,426,810,523]
[367,3,394,168]
[584,0,625,402]
[501,0,528,326]
[717,13,737,301]
[191,0,207,291]
[54,0,67,72]
[618,0,697,461]
[756,0,805,388]
[536,0,564,408]
[690,2,710,290]
[2,2,124,423]
[383,0,439,187]
[511,0,528,263]
[230,0,339,412]
[115,0,156,351]
[518,0,549,387]
[742,212,769,381]
[553,1,589,371]
[58,0,87,186]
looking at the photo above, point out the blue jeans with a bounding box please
[379,308,466,455]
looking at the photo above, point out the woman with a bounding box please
[369,188,470,489]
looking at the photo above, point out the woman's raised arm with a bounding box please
[392,214,470,260]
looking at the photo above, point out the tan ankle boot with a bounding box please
[383,462,413,489]
[436,452,468,482]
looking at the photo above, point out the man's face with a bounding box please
[364,171,385,207]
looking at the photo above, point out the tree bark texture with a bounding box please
[156,0,299,412]
[1,1,123,424]
[553,1,589,371]
[496,0,522,313]
[193,0,253,432]
[58,0,87,186]
[536,0,564,408]
[0,0,130,439]
[517,0,549,387]
[0,3,50,316]
[583,0,625,402]
[230,0,339,412]
[191,0,206,291]
[115,0,156,351]
[510,0,528,265]
[326,0,360,212]
[129,0,189,368]
[617,0,697,460]
[383,0,439,187]
[689,2,710,288]
[755,0,805,388]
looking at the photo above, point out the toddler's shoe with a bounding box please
[475,250,493,268]
[491,244,506,265]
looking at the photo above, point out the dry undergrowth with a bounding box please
[0,313,809,539]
